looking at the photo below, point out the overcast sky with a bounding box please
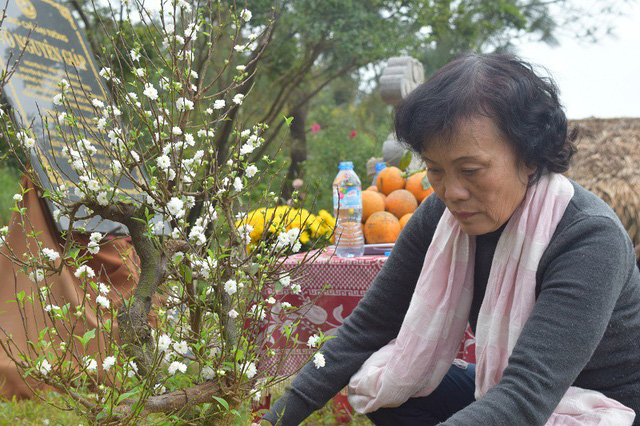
[514,3,640,120]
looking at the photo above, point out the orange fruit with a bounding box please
[362,190,385,223]
[399,213,413,230]
[405,171,434,202]
[364,211,401,244]
[365,185,379,192]
[385,189,418,219]
[375,166,406,195]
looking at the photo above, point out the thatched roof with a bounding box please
[565,117,640,244]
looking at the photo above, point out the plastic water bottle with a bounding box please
[333,161,365,258]
[371,162,387,187]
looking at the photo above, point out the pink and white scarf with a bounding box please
[348,173,635,425]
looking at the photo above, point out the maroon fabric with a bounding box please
[0,177,139,399]
[260,248,475,379]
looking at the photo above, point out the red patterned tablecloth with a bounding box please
[260,248,475,377]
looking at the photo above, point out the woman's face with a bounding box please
[421,116,535,235]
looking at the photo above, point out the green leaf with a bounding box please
[116,388,141,404]
[75,328,96,350]
[282,115,294,127]
[399,151,412,171]
[212,396,229,411]
[421,174,432,190]
[16,291,25,304]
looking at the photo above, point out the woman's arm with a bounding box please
[444,215,636,425]
[264,195,445,425]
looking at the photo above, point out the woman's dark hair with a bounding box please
[394,53,577,186]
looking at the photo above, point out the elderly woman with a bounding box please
[264,53,640,425]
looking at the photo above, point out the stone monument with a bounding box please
[0,0,134,233]
[379,56,425,170]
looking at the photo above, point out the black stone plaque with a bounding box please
[0,0,134,234]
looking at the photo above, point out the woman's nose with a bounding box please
[443,177,470,202]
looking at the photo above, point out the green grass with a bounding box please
[0,393,83,425]
[0,390,374,425]
[0,166,21,227]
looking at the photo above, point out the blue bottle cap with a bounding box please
[384,251,391,256]
[375,162,387,172]
[339,161,354,170]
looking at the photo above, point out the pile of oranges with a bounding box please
[362,166,434,244]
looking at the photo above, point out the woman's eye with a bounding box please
[461,169,479,175]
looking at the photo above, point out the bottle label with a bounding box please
[333,186,361,210]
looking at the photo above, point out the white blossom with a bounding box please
[213,99,225,110]
[246,165,258,178]
[143,83,159,100]
[96,117,107,130]
[236,65,246,71]
[130,49,141,62]
[173,340,188,355]
[189,225,206,246]
[166,197,185,218]
[97,192,109,206]
[87,180,100,192]
[87,241,99,255]
[176,97,194,111]
[99,67,113,80]
[13,193,22,202]
[172,126,183,135]
[74,265,95,279]
[28,269,45,283]
[127,361,138,378]
[134,68,145,78]
[0,226,7,247]
[84,357,98,372]
[232,93,244,105]
[37,359,52,375]
[103,356,116,371]
[168,361,187,375]
[250,304,266,321]
[158,334,171,352]
[157,155,171,170]
[91,99,104,108]
[291,284,302,294]
[313,353,326,369]
[96,295,110,309]
[240,141,255,156]
[53,93,63,105]
[202,366,215,380]
[224,279,237,295]
[307,334,320,348]
[280,275,291,287]
[240,9,252,21]
[42,248,59,262]
[228,309,239,319]
[245,362,257,378]
[233,177,243,192]
[98,282,110,294]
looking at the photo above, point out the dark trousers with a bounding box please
[366,363,476,426]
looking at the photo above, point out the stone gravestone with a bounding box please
[379,56,425,170]
[0,0,134,234]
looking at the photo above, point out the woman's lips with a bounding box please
[456,212,477,220]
